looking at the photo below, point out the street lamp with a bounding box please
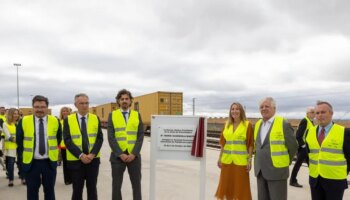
[13,63,21,109]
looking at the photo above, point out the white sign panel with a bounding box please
[157,126,196,151]
[150,115,207,200]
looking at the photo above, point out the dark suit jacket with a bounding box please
[107,111,144,162]
[63,113,104,170]
[16,115,62,172]
[254,117,298,180]
[306,125,350,190]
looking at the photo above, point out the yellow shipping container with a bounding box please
[132,91,183,132]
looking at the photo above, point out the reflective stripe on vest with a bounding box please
[4,123,17,150]
[22,115,59,164]
[221,121,249,165]
[59,120,66,148]
[112,109,139,154]
[66,113,100,161]
[254,116,290,168]
[306,124,347,179]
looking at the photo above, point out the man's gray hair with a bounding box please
[74,93,89,102]
[259,97,276,108]
[306,106,315,113]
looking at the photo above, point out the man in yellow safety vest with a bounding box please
[108,89,144,200]
[16,95,62,200]
[254,97,298,200]
[305,101,350,200]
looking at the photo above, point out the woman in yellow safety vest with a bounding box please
[2,108,20,187]
[215,102,254,200]
[58,106,72,185]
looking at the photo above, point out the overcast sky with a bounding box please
[1,0,350,119]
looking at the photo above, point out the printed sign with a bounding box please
[158,126,196,151]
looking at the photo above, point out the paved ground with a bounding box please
[1,129,349,199]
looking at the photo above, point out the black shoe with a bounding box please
[8,182,14,187]
[290,182,303,188]
[65,181,72,185]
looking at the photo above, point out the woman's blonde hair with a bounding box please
[226,102,246,128]
[59,107,71,120]
[6,108,19,124]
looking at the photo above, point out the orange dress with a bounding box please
[215,123,254,200]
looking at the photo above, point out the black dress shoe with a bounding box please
[290,182,303,188]
[65,181,72,185]
[8,182,14,187]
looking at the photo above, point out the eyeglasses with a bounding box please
[33,106,47,109]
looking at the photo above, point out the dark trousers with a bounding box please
[111,155,142,200]
[290,147,309,183]
[70,161,100,200]
[310,178,345,200]
[25,159,57,200]
[6,156,15,181]
[61,149,71,184]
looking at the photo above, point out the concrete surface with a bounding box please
[1,129,349,199]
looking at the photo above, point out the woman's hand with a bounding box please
[246,157,252,172]
[217,160,222,169]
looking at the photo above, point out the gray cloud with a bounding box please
[1,0,350,119]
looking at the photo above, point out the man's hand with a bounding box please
[125,154,136,163]
[86,153,96,161]
[80,154,92,164]
[119,153,128,162]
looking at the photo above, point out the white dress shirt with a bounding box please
[260,116,275,144]
[34,116,48,159]
[121,109,130,123]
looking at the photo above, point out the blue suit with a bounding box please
[16,115,62,200]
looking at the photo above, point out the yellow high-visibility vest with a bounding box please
[221,120,249,165]
[66,113,100,161]
[303,117,314,142]
[4,123,17,150]
[306,124,347,179]
[112,109,139,154]
[254,116,290,168]
[59,120,66,148]
[0,114,6,137]
[22,115,59,164]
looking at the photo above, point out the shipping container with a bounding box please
[94,103,118,127]
[132,91,183,133]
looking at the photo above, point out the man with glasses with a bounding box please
[16,95,61,200]
[290,107,315,187]
[64,93,103,200]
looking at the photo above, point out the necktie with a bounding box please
[318,127,325,145]
[122,112,128,123]
[81,117,89,154]
[39,118,45,156]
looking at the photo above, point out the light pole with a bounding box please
[13,63,21,109]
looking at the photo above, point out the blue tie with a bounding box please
[39,118,45,156]
[122,112,128,123]
[81,117,89,154]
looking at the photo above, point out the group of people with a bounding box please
[1,93,350,200]
[0,89,144,200]
[215,97,350,200]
